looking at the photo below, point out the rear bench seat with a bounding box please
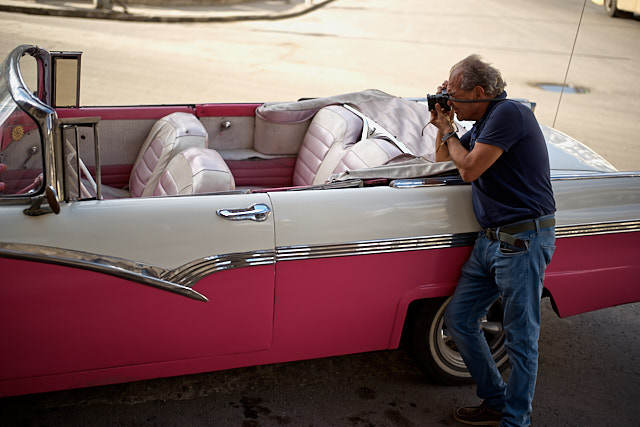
[241,90,439,189]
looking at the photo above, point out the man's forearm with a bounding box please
[435,127,452,162]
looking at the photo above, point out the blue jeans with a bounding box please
[444,216,556,427]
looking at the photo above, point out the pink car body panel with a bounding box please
[0,261,274,390]
[0,247,465,396]
[2,229,638,397]
[545,232,640,317]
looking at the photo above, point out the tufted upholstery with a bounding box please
[292,105,363,186]
[129,112,208,198]
[332,138,406,176]
[292,104,421,186]
[153,147,235,196]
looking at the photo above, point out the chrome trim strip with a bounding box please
[391,172,640,189]
[555,220,640,238]
[161,250,275,286]
[551,172,640,181]
[0,241,277,301]
[0,242,208,302]
[277,220,640,261]
[276,233,477,262]
[1,221,637,298]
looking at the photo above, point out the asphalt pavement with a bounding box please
[0,0,334,22]
[1,299,638,426]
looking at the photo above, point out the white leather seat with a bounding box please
[128,112,208,198]
[332,137,407,176]
[152,147,235,196]
[292,105,363,186]
[292,105,415,186]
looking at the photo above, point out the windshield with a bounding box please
[0,53,43,197]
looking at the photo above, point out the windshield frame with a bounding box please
[1,45,60,203]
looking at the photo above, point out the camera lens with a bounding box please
[426,93,451,112]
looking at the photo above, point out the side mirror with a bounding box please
[24,185,60,216]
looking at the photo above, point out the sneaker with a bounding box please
[453,402,503,426]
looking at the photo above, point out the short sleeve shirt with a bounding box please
[458,93,556,228]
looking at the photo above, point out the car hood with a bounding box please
[543,125,617,175]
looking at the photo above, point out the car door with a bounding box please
[267,182,478,361]
[618,0,640,13]
[0,192,276,380]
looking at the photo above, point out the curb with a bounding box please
[0,0,335,22]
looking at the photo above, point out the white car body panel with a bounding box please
[0,193,274,269]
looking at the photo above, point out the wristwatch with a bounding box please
[441,130,457,146]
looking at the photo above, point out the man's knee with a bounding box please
[443,300,463,335]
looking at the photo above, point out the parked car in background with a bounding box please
[1,45,639,397]
[592,0,640,17]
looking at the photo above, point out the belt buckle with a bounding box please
[484,228,496,240]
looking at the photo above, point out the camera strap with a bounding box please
[342,104,414,155]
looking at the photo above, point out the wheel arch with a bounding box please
[396,286,562,347]
[388,283,456,349]
[542,287,561,316]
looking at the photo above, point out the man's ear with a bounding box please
[473,85,486,98]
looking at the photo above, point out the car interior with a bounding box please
[52,89,449,200]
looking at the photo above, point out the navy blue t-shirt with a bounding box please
[459,93,556,228]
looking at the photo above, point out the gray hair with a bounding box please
[450,54,507,97]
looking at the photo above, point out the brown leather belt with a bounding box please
[484,217,555,249]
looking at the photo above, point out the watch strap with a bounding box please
[441,130,457,145]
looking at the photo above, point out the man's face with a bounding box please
[447,72,483,121]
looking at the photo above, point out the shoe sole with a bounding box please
[453,413,501,426]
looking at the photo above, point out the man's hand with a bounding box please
[429,79,454,131]
[430,80,456,162]
[430,104,456,162]
[430,104,455,134]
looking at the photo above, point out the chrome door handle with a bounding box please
[216,203,271,222]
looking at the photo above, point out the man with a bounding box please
[429,54,556,426]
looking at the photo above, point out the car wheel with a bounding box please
[604,0,619,16]
[604,0,632,17]
[411,297,509,385]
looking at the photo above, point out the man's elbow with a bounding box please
[459,169,480,183]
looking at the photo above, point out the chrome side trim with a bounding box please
[277,220,640,261]
[1,221,637,299]
[276,232,477,262]
[555,220,640,238]
[0,242,208,302]
[160,250,275,287]
[0,241,277,301]
[391,172,640,189]
[551,172,640,180]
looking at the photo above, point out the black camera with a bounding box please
[426,89,451,112]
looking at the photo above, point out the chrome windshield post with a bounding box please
[4,45,62,209]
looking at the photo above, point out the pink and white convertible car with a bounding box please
[1,45,638,397]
